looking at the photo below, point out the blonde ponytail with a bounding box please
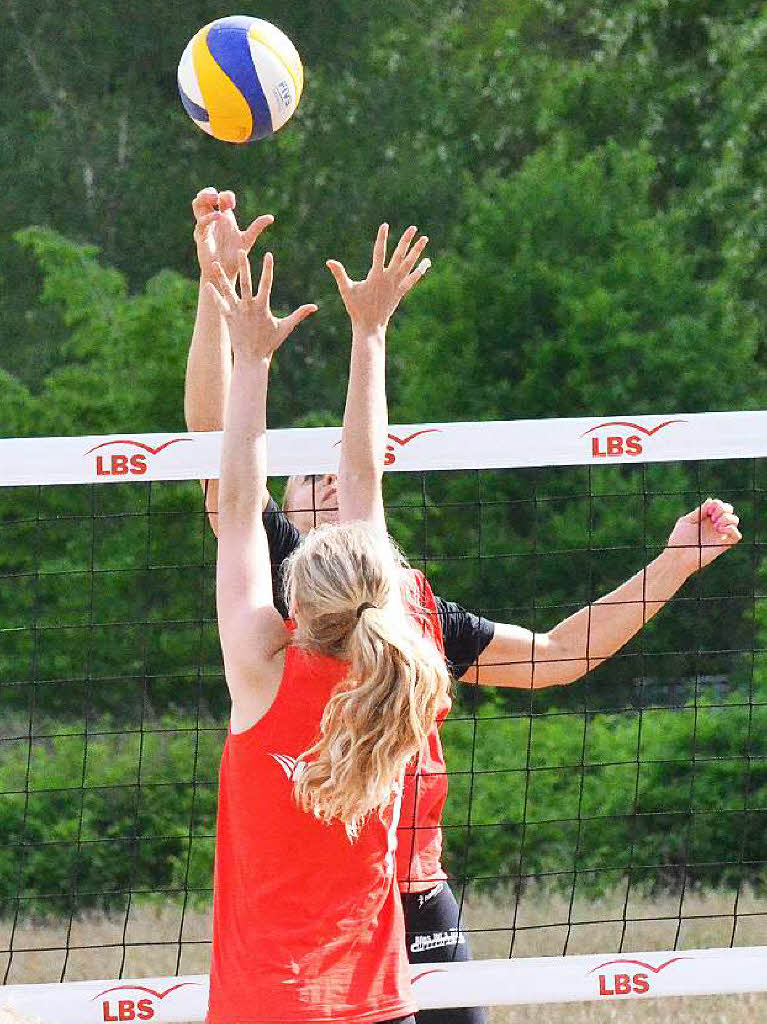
[283,522,451,838]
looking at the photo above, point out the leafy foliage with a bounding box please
[2,0,767,915]
[2,690,764,918]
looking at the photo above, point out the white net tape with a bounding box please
[2,948,767,1020]
[1,410,766,485]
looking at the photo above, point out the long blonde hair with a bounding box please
[283,522,451,838]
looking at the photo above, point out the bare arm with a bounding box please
[338,323,388,531]
[185,269,232,432]
[465,499,742,688]
[185,275,231,534]
[184,188,273,536]
[328,224,430,531]
[211,252,317,718]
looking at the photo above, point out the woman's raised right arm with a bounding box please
[184,187,274,536]
[210,251,316,709]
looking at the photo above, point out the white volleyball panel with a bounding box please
[177,38,205,109]
[248,39,297,131]
[249,18,303,97]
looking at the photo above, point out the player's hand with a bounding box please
[207,250,317,363]
[193,188,274,282]
[326,223,431,336]
[666,499,742,573]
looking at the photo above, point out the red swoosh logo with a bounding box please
[92,982,199,1001]
[412,968,447,984]
[85,438,193,456]
[388,429,441,446]
[589,957,689,975]
[333,428,441,450]
[580,420,686,438]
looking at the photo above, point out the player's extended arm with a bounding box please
[328,224,430,532]
[184,188,273,536]
[466,499,742,688]
[210,251,316,709]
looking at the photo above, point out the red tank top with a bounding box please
[207,595,420,1023]
[397,571,451,890]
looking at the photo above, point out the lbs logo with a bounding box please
[94,982,199,1021]
[85,439,193,478]
[590,957,688,997]
[581,420,686,459]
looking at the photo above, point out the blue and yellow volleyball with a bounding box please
[177,16,303,144]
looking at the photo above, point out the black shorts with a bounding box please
[401,883,488,1024]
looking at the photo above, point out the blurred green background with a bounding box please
[0,0,766,924]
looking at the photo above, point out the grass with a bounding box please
[1,889,766,1023]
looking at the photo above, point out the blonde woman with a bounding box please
[206,237,446,1024]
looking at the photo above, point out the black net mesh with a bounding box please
[1,454,765,984]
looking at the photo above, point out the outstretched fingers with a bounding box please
[372,223,389,272]
[212,261,240,307]
[390,225,418,267]
[326,259,353,298]
[242,214,275,251]
[400,257,432,296]
[238,250,253,300]
[401,233,429,273]
[257,251,274,307]
[281,303,319,337]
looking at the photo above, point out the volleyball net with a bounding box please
[0,410,766,1020]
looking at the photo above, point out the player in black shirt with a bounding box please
[186,188,741,693]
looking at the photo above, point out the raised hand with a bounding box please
[666,498,742,572]
[208,250,317,363]
[326,223,431,335]
[193,187,274,282]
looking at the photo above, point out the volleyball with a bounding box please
[177,15,303,144]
